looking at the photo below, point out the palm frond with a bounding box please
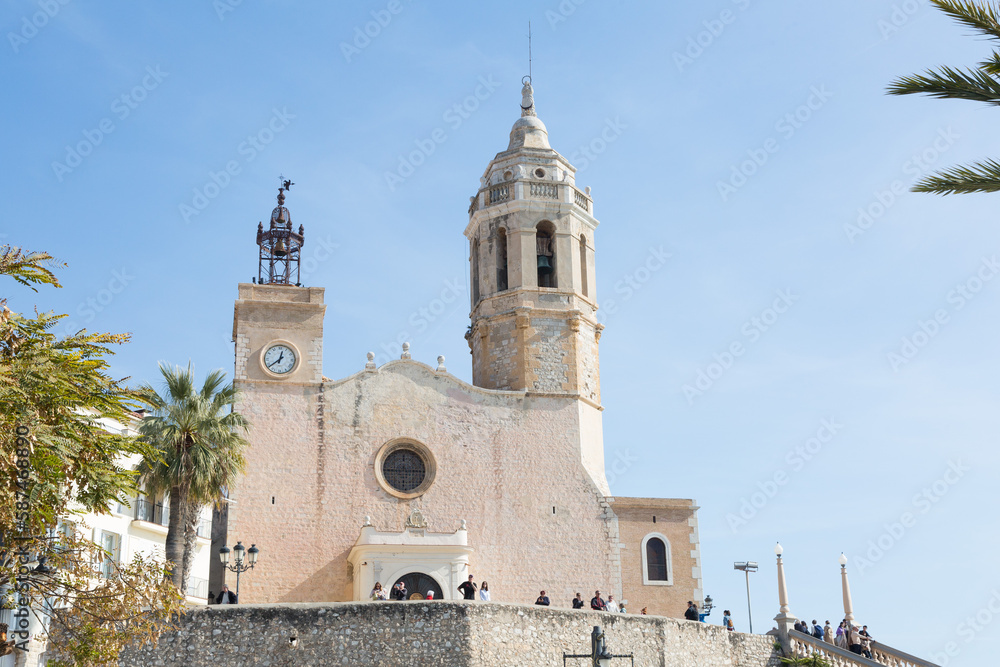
[887,65,1000,104]
[930,0,1000,41]
[912,158,1000,194]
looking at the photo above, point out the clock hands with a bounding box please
[267,351,284,369]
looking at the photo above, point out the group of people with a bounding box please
[368,575,492,602]
[565,590,628,613]
[369,581,420,600]
[794,619,875,658]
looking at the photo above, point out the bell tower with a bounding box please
[464,78,602,404]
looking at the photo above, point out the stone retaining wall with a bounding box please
[119,601,783,667]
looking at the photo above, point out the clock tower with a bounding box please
[231,180,325,386]
[211,183,326,596]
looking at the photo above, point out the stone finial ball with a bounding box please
[366,352,374,361]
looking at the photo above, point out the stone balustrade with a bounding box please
[787,630,939,667]
[475,181,592,213]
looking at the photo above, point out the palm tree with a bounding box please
[137,363,249,591]
[888,1,1000,194]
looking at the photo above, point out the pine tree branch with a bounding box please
[912,159,1000,194]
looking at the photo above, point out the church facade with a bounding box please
[216,79,702,617]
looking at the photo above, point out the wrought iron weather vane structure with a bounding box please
[256,178,304,286]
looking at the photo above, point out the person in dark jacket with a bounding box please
[216,585,237,604]
[591,590,607,611]
[572,593,585,609]
[684,601,699,621]
[534,590,550,606]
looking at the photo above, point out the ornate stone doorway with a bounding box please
[394,572,443,600]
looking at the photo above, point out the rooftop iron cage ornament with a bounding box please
[256,178,304,286]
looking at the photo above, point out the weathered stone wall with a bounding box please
[119,602,784,667]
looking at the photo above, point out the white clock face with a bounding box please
[263,344,296,375]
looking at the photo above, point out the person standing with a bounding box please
[684,601,699,621]
[479,581,491,601]
[722,610,733,631]
[835,621,846,648]
[572,593,585,609]
[534,590,550,606]
[396,582,408,600]
[823,621,834,644]
[812,620,823,639]
[848,625,863,655]
[640,607,648,615]
[591,590,607,611]
[458,575,478,600]
[216,585,237,605]
[860,626,874,659]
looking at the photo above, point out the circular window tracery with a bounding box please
[382,449,426,492]
[374,439,437,499]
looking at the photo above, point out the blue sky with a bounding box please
[4,1,999,662]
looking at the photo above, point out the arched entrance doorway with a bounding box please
[393,572,443,600]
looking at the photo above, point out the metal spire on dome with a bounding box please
[521,22,536,117]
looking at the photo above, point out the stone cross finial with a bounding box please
[401,342,411,359]
[365,352,376,370]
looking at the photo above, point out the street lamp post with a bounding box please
[218,541,259,600]
[839,552,855,625]
[563,626,634,666]
[733,560,758,633]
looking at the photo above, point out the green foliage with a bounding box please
[0,245,64,291]
[779,654,833,667]
[0,251,147,537]
[137,363,249,589]
[888,0,1000,194]
[0,244,181,665]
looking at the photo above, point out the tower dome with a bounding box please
[508,78,550,150]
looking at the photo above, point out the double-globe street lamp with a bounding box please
[218,540,259,600]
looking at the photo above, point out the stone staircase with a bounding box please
[785,629,940,667]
